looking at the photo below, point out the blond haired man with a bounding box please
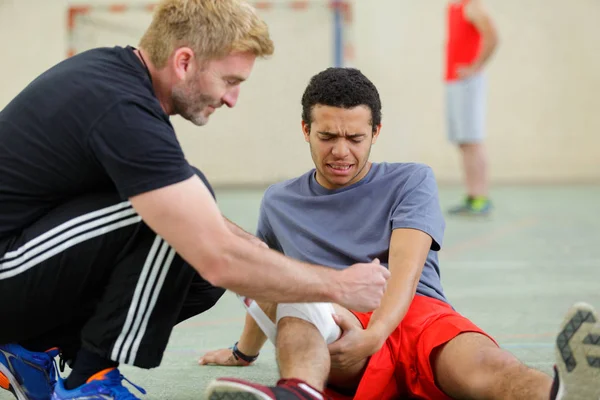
[0,1,389,399]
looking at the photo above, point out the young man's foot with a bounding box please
[447,196,492,216]
[52,368,146,399]
[0,343,59,400]
[205,377,329,400]
[552,302,600,399]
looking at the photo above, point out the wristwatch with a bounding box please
[231,341,259,364]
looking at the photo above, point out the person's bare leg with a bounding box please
[432,332,553,399]
[326,305,369,393]
[459,142,488,198]
[277,317,330,390]
[276,304,368,392]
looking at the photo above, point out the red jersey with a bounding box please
[445,0,482,81]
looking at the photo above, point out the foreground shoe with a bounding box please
[52,368,145,399]
[0,344,59,400]
[552,302,600,399]
[447,196,492,216]
[205,377,329,400]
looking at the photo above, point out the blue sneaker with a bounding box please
[447,196,492,216]
[0,344,59,400]
[52,368,146,399]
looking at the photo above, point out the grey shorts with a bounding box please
[445,72,487,144]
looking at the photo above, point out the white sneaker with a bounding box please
[553,302,600,400]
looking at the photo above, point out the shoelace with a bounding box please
[98,373,147,399]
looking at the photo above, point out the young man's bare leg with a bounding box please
[432,332,552,400]
[276,304,367,392]
[326,305,369,392]
[276,318,330,390]
[203,301,370,399]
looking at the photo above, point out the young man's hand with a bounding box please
[328,313,382,369]
[198,348,251,367]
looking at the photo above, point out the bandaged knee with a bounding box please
[276,303,342,344]
[237,296,341,345]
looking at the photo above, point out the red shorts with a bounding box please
[326,294,498,400]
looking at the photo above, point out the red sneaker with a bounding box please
[205,377,329,400]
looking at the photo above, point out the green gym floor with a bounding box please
[4,185,599,399]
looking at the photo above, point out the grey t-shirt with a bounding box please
[256,162,449,304]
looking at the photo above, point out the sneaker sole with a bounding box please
[0,362,28,400]
[555,302,600,400]
[447,209,492,218]
[205,380,273,400]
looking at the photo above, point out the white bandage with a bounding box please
[238,295,277,343]
[276,302,342,344]
[237,296,341,345]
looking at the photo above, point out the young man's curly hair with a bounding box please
[301,68,382,133]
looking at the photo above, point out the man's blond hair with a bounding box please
[139,0,274,68]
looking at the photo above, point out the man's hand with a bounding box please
[328,313,381,369]
[335,259,390,312]
[456,64,479,80]
[462,0,499,74]
[198,348,251,366]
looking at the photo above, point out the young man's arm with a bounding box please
[363,228,431,347]
[462,0,499,75]
[200,228,429,367]
[328,228,431,368]
[130,175,390,310]
[329,166,443,368]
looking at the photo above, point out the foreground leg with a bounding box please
[275,304,365,391]
[276,317,330,390]
[434,303,600,399]
[433,332,552,400]
[206,302,362,400]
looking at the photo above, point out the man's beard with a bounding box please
[172,81,215,126]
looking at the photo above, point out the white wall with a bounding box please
[1,0,599,186]
[356,0,600,184]
[0,0,66,108]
